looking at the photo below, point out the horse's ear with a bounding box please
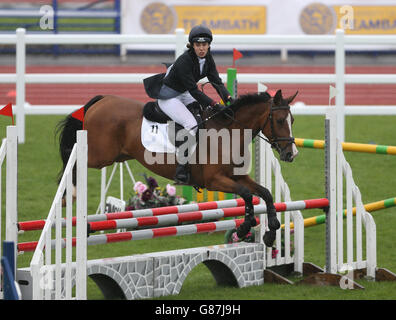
[274,89,282,105]
[286,91,299,104]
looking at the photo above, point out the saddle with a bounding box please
[143,100,172,123]
[142,101,205,189]
[143,100,205,130]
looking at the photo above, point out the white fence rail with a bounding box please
[1,28,396,143]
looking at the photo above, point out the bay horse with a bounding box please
[56,89,298,247]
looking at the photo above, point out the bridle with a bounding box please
[198,82,295,152]
[217,98,295,153]
[260,99,295,153]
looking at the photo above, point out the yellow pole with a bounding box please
[196,190,204,202]
[283,197,396,229]
[295,138,396,155]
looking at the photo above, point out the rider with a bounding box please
[144,25,233,184]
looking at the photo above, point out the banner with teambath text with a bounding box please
[121,0,396,51]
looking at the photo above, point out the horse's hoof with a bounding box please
[263,230,276,247]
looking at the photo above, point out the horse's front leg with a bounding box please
[233,175,280,247]
[205,175,257,240]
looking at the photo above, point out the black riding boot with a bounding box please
[174,161,190,185]
[174,132,198,185]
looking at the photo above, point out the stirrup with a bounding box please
[174,175,190,185]
[174,164,190,185]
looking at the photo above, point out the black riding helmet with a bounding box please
[188,25,213,44]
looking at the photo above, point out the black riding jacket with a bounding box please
[144,48,230,108]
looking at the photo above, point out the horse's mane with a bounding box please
[229,92,271,112]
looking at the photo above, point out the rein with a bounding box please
[198,81,295,151]
[260,101,295,153]
[218,99,295,152]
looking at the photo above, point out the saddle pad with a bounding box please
[141,118,197,155]
[141,118,176,153]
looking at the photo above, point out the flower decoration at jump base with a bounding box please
[126,174,186,210]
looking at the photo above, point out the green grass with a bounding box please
[1,114,396,300]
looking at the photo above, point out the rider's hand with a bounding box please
[225,95,235,105]
[212,102,225,113]
[210,102,233,117]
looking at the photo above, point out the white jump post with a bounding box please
[326,107,377,279]
[0,126,18,298]
[30,130,87,300]
[5,126,18,260]
[175,28,186,59]
[255,82,304,274]
[335,29,345,143]
[325,108,337,273]
[75,130,87,298]
[16,28,26,144]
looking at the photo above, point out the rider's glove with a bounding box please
[210,101,233,117]
[212,102,226,113]
[224,95,235,106]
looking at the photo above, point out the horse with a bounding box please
[56,89,298,247]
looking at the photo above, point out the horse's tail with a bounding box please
[55,95,104,184]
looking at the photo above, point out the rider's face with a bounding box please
[193,42,209,58]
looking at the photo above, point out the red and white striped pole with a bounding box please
[87,198,329,232]
[18,197,260,232]
[17,198,329,252]
[18,217,257,252]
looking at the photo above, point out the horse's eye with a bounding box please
[277,119,285,125]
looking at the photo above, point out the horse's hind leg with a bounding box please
[233,175,280,247]
[206,175,257,240]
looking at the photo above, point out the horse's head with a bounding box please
[261,89,299,162]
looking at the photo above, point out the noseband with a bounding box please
[262,99,295,153]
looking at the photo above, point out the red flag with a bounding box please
[71,106,85,129]
[0,103,14,125]
[233,48,243,67]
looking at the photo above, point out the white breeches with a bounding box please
[158,92,198,136]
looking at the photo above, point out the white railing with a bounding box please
[1,28,396,143]
[337,150,376,277]
[30,130,87,300]
[254,106,377,278]
[326,108,376,278]
[0,126,18,300]
[256,137,305,273]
